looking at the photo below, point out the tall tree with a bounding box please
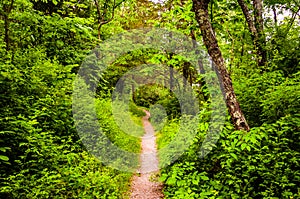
[237,0,267,66]
[0,0,14,51]
[94,0,124,40]
[192,0,250,131]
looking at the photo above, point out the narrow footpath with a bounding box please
[130,111,164,199]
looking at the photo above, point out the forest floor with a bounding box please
[130,111,164,199]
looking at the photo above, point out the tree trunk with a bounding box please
[253,0,266,66]
[237,0,257,40]
[94,0,119,41]
[192,0,250,131]
[131,74,135,102]
[183,62,188,91]
[169,64,174,90]
[4,14,10,51]
[191,29,209,101]
[253,0,264,34]
[237,0,266,66]
[190,30,206,75]
[2,0,15,51]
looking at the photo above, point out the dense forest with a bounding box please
[0,0,299,198]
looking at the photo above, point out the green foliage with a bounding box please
[0,49,138,198]
[268,24,300,76]
[156,118,180,150]
[149,104,168,132]
[159,112,300,198]
[1,133,132,198]
[1,0,300,198]
[95,98,143,153]
[134,84,181,119]
[234,70,300,126]
[1,2,157,197]
[0,47,75,175]
[129,101,146,117]
[260,73,300,123]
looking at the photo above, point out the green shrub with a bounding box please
[234,70,300,126]
[134,84,181,119]
[129,101,146,117]
[159,114,300,198]
[0,49,138,198]
[149,104,168,131]
[1,98,140,198]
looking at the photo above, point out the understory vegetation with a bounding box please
[1,0,299,198]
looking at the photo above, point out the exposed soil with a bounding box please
[130,111,164,199]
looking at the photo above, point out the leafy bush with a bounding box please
[260,72,300,123]
[0,48,138,198]
[134,84,181,119]
[1,133,131,198]
[234,70,300,126]
[149,104,168,131]
[95,98,143,150]
[159,114,300,198]
[1,97,140,198]
[129,101,146,117]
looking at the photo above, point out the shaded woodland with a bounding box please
[0,0,299,198]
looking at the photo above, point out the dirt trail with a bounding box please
[130,111,164,199]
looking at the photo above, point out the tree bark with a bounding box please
[169,62,174,90]
[237,0,266,66]
[192,0,250,131]
[253,0,264,34]
[131,74,135,102]
[237,0,257,40]
[2,0,15,51]
[4,14,10,51]
[190,29,209,101]
[272,6,277,28]
[253,0,267,66]
[183,62,188,91]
